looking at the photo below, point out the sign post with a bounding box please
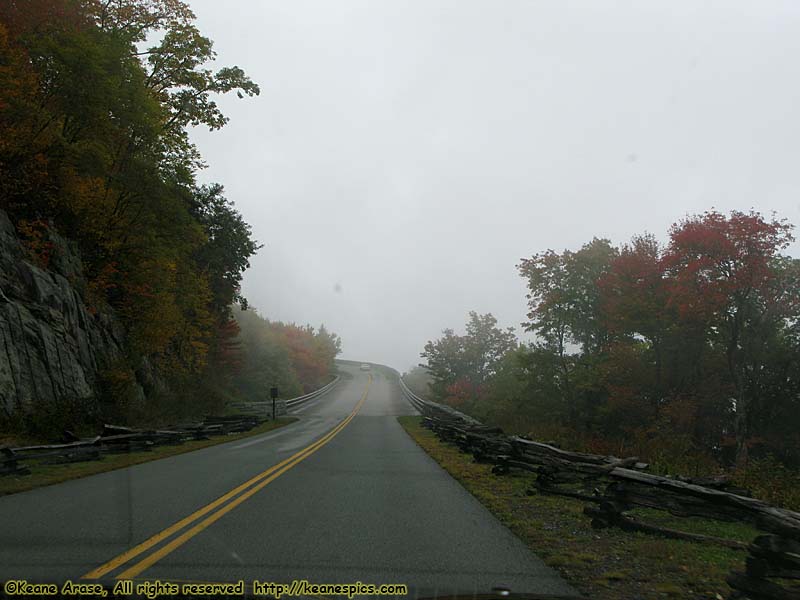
[270,387,279,420]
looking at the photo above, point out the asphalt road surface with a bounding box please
[0,363,578,599]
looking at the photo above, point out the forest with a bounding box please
[413,210,800,508]
[0,0,340,434]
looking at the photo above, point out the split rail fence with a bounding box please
[1,377,341,481]
[400,376,800,600]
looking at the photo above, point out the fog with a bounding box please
[187,0,800,372]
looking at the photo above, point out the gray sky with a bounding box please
[188,0,800,372]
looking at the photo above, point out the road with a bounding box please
[0,363,577,598]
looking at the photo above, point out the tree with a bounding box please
[420,312,516,405]
[232,307,342,399]
[192,183,262,312]
[598,235,674,410]
[0,0,263,423]
[662,210,796,465]
[518,238,617,423]
[419,328,465,400]
[233,307,302,400]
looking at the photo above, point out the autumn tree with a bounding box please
[0,0,262,422]
[596,235,676,415]
[233,307,342,399]
[663,210,797,465]
[420,312,517,406]
[276,323,341,392]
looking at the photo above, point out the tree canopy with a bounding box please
[420,311,517,406]
[0,0,341,426]
[420,211,800,486]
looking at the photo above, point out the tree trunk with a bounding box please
[728,309,749,468]
[735,389,750,468]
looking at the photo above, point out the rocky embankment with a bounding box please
[0,210,128,417]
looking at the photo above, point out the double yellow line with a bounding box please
[83,376,371,581]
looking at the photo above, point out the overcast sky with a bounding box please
[187,0,800,372]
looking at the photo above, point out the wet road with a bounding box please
[0,363,577,598]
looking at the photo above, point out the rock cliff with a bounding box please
[0,210,128,416]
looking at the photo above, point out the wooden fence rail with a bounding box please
[0,414,264,478]
[402,379,800,600]
[1,375,343,480]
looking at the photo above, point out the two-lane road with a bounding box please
[0,363,577,598]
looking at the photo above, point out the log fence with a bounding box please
[400,375,800,600]
[0,377,341,481]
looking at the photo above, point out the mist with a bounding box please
[187,0,800,371]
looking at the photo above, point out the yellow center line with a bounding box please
[83,376,371,580]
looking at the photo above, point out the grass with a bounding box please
[0,417,298,497]
[398,415,752,600]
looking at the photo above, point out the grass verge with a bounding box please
[0,417,298,497]
[398,415,752,600]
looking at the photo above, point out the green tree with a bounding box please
[517,238,617,425]
[420,311,516,405]
[192,183,262,312]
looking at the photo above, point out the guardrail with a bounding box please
[230,376,341,417]
[400,376,800,600]
[398,376,428,412]
[398,376,482,425]
[286,375,340,411]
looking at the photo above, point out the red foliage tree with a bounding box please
[599,235,671,397]
[662,210,795,465]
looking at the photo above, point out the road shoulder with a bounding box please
[397,415,749,600]
[0,417,298,497]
